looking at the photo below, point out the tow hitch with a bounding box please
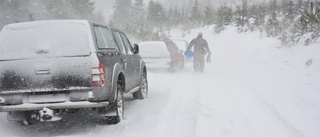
[39,107,62,121]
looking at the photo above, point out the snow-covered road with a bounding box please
[0,26,319,137]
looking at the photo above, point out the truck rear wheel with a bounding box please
[105,82,124,124]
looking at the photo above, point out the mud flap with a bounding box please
[98,106,117,117]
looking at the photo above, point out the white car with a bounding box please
[139,39,184,72]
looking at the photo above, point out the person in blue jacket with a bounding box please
[187,32,211,73]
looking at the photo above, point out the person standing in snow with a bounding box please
[187,32,211,73]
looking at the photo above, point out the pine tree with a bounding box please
[215,5,233,33]
[239,0,248,27]
[147,1,166,26]
[70,0,95,19]
[265,0,281,37]
[147,0,156,24]
[190,0,201,24]
[247,3,259,31]
[257,1,266,25]
[131,0,146,28]
[181,4,189,24]
[283,0,295,21]
[167,7,175,26]
[234,1,248,28]
[269,0,279,14]
[155,2,167,25]
[0,0,16,27]
[299,2,320,33]
[173,6,182,25]
[0,0,36,25]
[296,0,305,13]
[292,2,320,45]
[113,0,132,29]
[204,5,214,25]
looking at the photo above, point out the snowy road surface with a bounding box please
[0,26,319,137]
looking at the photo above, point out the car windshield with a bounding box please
[0,21,90,60]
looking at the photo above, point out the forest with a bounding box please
[0,0,319,46]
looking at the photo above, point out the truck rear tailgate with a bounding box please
[0,56,92,93]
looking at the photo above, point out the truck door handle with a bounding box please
[35,68,51,75]
[124,60,128,69]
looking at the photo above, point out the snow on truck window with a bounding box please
[113,32,126,54]
[93,26,114,49]
[120,32,134,55]
[0,22,90,60]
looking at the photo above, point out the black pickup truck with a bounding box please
[0,20,148,125]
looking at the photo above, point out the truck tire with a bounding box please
[133,72,148,100]
[105,82,124,124]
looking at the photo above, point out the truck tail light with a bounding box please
[92,61,106,87]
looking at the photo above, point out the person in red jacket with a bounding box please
[187,32,211,73]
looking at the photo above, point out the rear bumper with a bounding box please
[0,101,109,112]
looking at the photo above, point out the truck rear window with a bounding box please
[0,22,90,60]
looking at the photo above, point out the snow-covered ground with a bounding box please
[0,26,319,137]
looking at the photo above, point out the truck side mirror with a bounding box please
[134,44,139,54]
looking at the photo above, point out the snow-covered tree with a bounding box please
[257,2,267,25]
[70,0,95,19]
[215,5,233,33]
[265,0,281,37]
[131,0,146,29]
[190,0,201,24]
[203,2,215,25]
[283,0,296,21]
[113,0,132,29]
[292,2,320,45]
[235,0,249,28]
[147,1,166,27]
[173,6,182,25]
[167,7,175,26]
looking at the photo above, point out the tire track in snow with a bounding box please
[230,78,306,137]
[192,72,261,137]
[116,72,202,137]
[228,50,307,137]
[186,80,202,137]
[163,72,202,137]
[250,89,306,137]
[191,74,235,137]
